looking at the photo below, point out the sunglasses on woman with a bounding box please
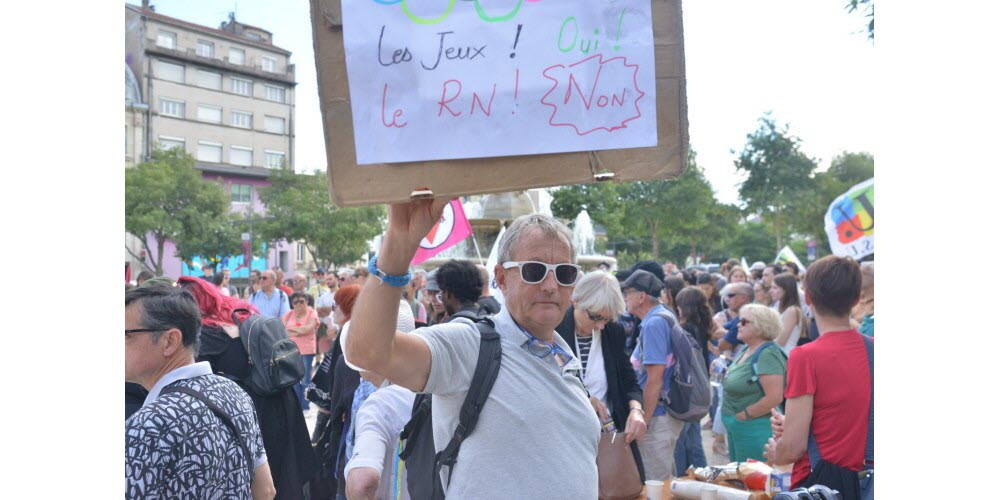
[587,311,612,323]
[292,300,306,305]
[501,261,581,286]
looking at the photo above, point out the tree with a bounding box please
[125,149,231,275]
[846,0,874,41]
[550,181,625,238]
[735,114,818,251]
[173,213,245,272]
[256,169,386,269]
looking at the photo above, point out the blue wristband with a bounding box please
[367,255,412,287]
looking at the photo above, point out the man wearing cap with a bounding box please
[307,268,331,303]
[624,269,685,482]
[716,282,755,353]
[346,199,599,499]
[421,268,446,326]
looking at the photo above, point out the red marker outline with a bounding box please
[539,54,645,136]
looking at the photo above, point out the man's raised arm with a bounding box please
[346,199,450,393]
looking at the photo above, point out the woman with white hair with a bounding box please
[555,270,648,481]
[721,303,788,462]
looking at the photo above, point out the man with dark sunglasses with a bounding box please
[345,200,600,499]
[716,282,755,353]
[125,285,275,498]
[248,270,289,319]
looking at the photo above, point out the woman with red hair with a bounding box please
[305,284,361,498]
[176,276,317,500]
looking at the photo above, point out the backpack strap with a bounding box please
[749,342,787,412]
[432,318,503,497]
[163,385,255,483]
[862,334,874,469]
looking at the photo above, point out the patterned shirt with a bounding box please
[125,362,267,499]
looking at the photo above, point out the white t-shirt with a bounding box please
[418,308,600,499]
[316,291,335,328]
[344,385,416,500]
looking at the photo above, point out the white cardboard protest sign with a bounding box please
[311,0,687,208]
[341,0,657,164]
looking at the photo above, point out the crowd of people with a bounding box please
[124,199,874,499]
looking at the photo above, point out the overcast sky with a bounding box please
[127,0,875,205]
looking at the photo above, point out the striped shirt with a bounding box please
[577,336,593,373]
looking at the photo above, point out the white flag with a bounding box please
[774,246,806,272]
[485,226,506,308]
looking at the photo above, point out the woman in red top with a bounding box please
[284,291,319,412]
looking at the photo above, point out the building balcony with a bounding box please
[147,45,296,86]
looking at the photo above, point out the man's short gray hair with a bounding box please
[572,271,626,318]
[721,282,754,298]
[498,214,575,264]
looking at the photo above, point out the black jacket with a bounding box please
[556,306,646,482]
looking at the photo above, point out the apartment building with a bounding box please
[125,1,300,280]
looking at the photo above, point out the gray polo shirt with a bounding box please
[417,308,600,499]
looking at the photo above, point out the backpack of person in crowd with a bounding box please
[653,311,711,423]
[748,341,788,413]
[398,317,503,500]
[231,307,304,396]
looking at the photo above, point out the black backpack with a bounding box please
[651,311,711,423]
[231,307,304,396]
[398,317,502,499]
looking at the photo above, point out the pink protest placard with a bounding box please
[412,199,473,266]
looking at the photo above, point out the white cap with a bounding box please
[340,299,418,372]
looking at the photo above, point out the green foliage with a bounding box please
[550,181,624,237]
[735,114,818,250]
[552,151,720,261]
[725,221,780,264]
[256,169,386,268]
[846,0,874,41]
[173,213,245,271]
[125,148,231,274]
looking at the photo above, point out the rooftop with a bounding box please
[126,3,292,56]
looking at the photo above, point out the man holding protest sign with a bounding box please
[345,198,599,498]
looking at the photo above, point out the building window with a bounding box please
[231,184,252,204]
[197,40,214,58]
[231,77,252,96]
[158,98,185,118]
[197,141,223,163]
[262,56,277,72]
[265,150,285,169]
[229,47,245,65]
[197,70,222,90]
[197,105,222,123]
[156,31,176,49]
[264,116,285,134]
[231,110,253,129]
[156,60,184,83]
[297,243,305,262]
[158,136,185,151]
[230,146,253,167]
[264,85,285,103]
